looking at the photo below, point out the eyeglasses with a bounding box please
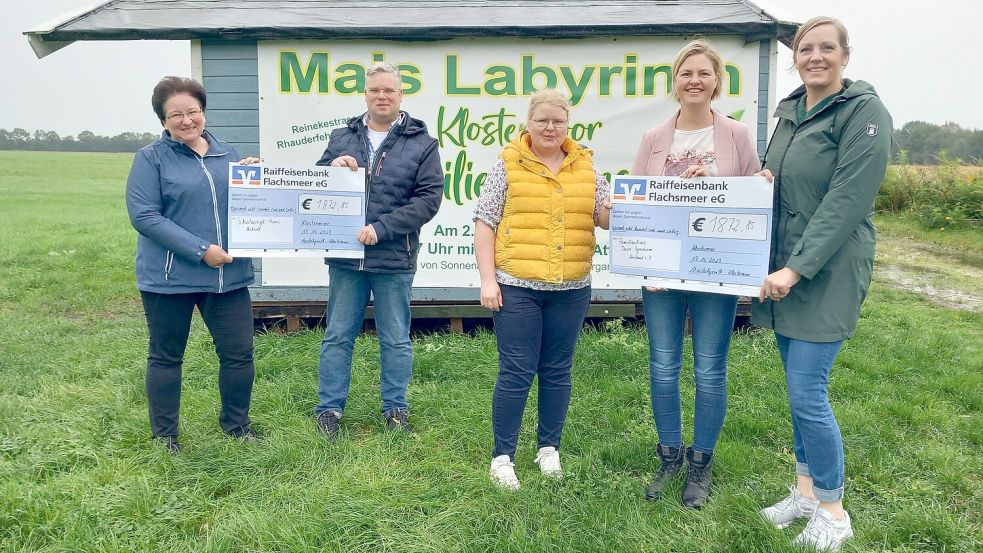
[165,108,203,122]
[530,118,568,130]
[367,87,400,97]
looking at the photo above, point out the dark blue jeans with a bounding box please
[317,265,415,416]
[642,288,737,454]
[776,333,845,503]
[491,284,592,459]
[140,287,254,438]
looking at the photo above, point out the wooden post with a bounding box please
[286,316,301,333]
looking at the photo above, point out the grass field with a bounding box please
[1,151,981,552]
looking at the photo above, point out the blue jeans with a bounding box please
[642,288,737,454]
[491,284,592,459]
[316,265,415,416]
[776,333,845,503]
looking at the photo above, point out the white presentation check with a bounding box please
[227,162,366,258]
[608,175,773,296]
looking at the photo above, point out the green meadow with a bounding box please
[0,151,980,552]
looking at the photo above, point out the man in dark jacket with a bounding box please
[313,62,443,438]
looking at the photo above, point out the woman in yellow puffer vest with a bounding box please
[473,89,611,490]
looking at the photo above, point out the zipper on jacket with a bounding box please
[164,251,175,281]
[375,152,387,176]
[358,133,372,272]
[197,154,226,293]
[359,119,401,272]
[769,118,801,323]
[765,92,847,321]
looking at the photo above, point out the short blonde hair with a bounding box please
[365,62,403,87]
[527,88,570,120]
[791,16,851,56]
[671,40,724,101]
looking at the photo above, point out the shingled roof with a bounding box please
[26,0,798,58]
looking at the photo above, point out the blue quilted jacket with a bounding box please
[315,111,443,273]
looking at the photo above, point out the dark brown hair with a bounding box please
[151,76,207,123]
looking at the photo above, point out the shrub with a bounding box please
[877,160,982,229]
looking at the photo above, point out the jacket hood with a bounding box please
[347,110,429,137]
[776,79,880,117]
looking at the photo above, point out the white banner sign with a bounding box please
[257,36,762,287]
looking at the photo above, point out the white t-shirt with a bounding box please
[664,126,718,177]
[367,128,388,166]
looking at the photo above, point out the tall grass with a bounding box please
[876,161,983,229]
[1,151,981,552]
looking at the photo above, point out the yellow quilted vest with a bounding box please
[495,132,597,283]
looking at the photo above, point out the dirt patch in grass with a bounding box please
[876,234,983,313]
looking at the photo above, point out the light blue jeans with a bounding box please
[776,333,845,503]
[642,288,738,454]
[316,265,414,416]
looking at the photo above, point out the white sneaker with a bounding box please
[534,446,562,479]
[761,486,820,529]
[490,455,520,490]
[793,508,854,552]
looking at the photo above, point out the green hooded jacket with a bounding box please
[751,79,893,342]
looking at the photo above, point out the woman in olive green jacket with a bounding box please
[752,17,892,552]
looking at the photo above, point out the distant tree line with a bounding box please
[2,121,982,164]
[0,128,159,153]
[893,121,983,165]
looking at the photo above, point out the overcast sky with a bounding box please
[3,0,981,135]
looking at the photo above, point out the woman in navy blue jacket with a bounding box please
[126,76,259,453]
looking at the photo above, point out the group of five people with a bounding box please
[125,16,892,551]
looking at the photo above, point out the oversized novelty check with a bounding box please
[227,162,365,258]
[608,175,772,295]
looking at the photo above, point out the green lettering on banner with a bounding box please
[437,106,466,148]
[624,54,638,95]
[280,51,329,93]
[437,53,743,102]
[279,50,422,96]
[433,225,458,237]
[334,63,364,94]
[484,66,517,96]
[643,64,672,96]
[398,65,424,95]
[446,55,481,95]
[559,66,596,106]
[278,50,744,100]
[725,64,742,96]
[598,65,623,96]
[437,106,529,149]
[442,149,487,206]
[522,55,558,94]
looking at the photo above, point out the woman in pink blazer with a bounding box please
[634,40,761,508]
